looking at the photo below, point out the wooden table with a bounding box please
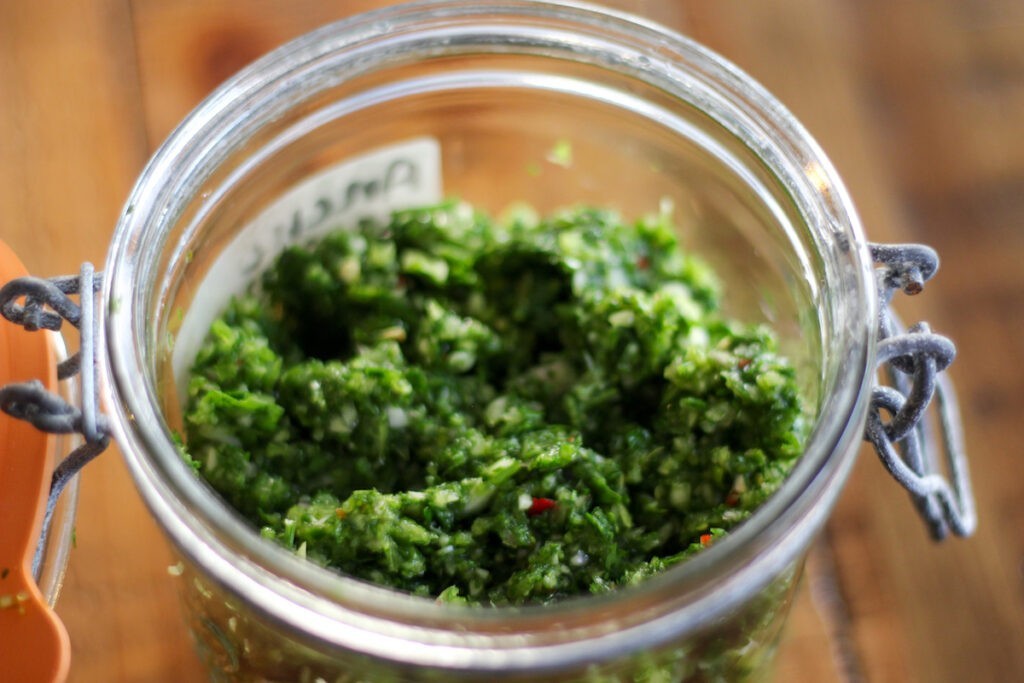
[2,1,1021,681]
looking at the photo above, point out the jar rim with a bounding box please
[102,0,875,670]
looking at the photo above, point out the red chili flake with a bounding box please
[699,533,714,547]
[636,255,650,271]
[737,358,752,370]
[335,508,347,520]
[725,491,740,507]
[527,497,557,516]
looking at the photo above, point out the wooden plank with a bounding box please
[838,2,1024,682]
[852,0,1024,201]
[679,1,1024,681]
[131,0,382,144]
[0,2,207,681]
[3,0,1015,680]
[774,542,849,682]
[130,0,686,145]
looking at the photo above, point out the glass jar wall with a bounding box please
[102,2,875,681]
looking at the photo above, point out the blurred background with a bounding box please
[1,1,1021,681]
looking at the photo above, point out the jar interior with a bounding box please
[155,61,827,430]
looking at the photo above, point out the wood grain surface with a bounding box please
[1,1,1021,681]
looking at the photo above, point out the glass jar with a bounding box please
[101,1,875,681]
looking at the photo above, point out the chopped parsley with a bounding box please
[183,200,806,605]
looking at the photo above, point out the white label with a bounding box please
[172,137,442,394]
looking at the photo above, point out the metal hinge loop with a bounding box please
[865,244,976,540]
[0,263,111,572]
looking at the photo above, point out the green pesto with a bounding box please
[183,201,806,605]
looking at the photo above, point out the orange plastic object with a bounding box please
[0,240,70,683]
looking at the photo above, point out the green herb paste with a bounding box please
[183,201,806,605]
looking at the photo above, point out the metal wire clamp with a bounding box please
[0,264,111,571]
[866,244,976,539]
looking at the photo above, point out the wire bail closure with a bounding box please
[0,264,111,571]
[0,244,977,547]
[866,244,976,539]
